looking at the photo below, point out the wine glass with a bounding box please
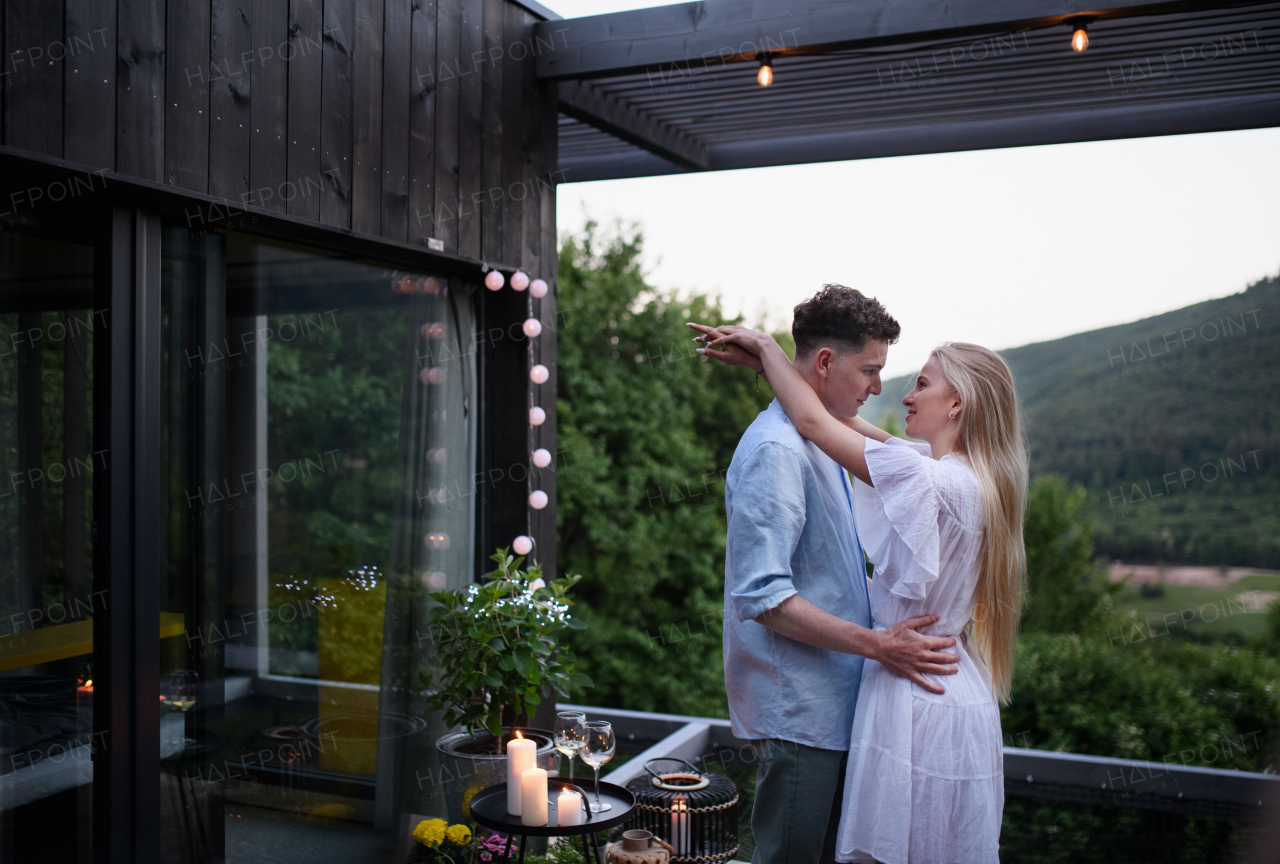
[161,670,200,712]
[554,711,586,782]
[581,720,616,812]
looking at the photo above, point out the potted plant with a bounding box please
[422,548,592,823]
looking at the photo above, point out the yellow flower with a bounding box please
[461,784,484,819]
[413,818,448,847]
[446,824,472,846]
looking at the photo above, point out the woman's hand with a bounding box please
[687,323,770,374]
[692,323,875,486]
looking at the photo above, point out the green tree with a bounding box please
[1022,475,1122,636]
[555,222,772,717]
[876,407,906,439]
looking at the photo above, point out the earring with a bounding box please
[949,411,958,419]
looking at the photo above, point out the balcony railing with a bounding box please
[567,703,1280,827]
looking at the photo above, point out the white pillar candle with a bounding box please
[671,797,689,855]
[557,788,583,826]
[521,767,549,826]
[507,735,536,815]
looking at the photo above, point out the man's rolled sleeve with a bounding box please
[727,442,807,622]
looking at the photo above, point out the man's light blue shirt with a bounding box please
[722,400,872,751]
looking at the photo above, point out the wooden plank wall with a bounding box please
[0,0,561,571]
[0,0,557,269]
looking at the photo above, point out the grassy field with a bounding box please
[1110,572,1280,640]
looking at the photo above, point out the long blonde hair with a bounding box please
[931,343,1028,704]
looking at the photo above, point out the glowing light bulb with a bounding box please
[1071,27,1088,51]
[757,62,773,86]
[513,535,533,555]
[485,270,505,291]
[511,271,530,291]
[532,448,551,468]
[523,318,542,338]
[530,364,549,384]
[529,407,546,426]
[529,490,548,510]
[530,279,548,298]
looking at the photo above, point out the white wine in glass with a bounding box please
[162,670,200,712]
[581,720,616,813]
[554,711,587,782]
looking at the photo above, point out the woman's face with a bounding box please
[903,354,961,441]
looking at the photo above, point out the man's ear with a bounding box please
[813,347,834,378]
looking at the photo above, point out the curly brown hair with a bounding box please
[791,284,900,358]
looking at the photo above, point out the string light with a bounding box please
[485,270,505,291]
[1069,18,1091,52]
[511,271,530,291]
[424,533,452,550]
[530,279,548,298]
[530,364,549,384]
[757,53,774,86]
[523,318,542,338]
[532,448,551,468]
[513,535,533,555]
[529,491,548,510]
[529,407,546,426]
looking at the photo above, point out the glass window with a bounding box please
[0,232,97,862]
[160,228,477,861]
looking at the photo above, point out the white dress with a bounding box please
[835,437,1003,864]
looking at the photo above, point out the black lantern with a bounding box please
[625,759,739,864]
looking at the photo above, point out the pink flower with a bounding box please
[481,854,492,861]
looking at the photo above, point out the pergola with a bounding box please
[534,0,1280,182]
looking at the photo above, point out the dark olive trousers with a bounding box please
[749,738,849,864]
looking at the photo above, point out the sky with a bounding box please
[543,2,1280,378]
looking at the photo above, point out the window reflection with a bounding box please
[161,229,476,862]
[0,233,97,863]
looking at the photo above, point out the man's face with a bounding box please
[807,340,888,418]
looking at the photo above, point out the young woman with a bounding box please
[692,324,1028,864]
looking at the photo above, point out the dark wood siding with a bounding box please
[0,0,555,247]
[0,0,562,574]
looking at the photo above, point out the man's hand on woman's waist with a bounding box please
[753,596,960,694]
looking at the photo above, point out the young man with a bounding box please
[720,285,959,864]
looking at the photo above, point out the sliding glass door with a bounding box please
[158,228,477,862]
[0,232,98,862]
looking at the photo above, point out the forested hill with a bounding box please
[863,274,1280,568]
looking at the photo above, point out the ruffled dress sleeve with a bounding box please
[852,437,941,601]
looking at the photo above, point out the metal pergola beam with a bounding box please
[558,81,710,171]
[536,0,1222,81]
[559,92,1280,183]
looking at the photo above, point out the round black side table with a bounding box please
[468,779,636,864]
